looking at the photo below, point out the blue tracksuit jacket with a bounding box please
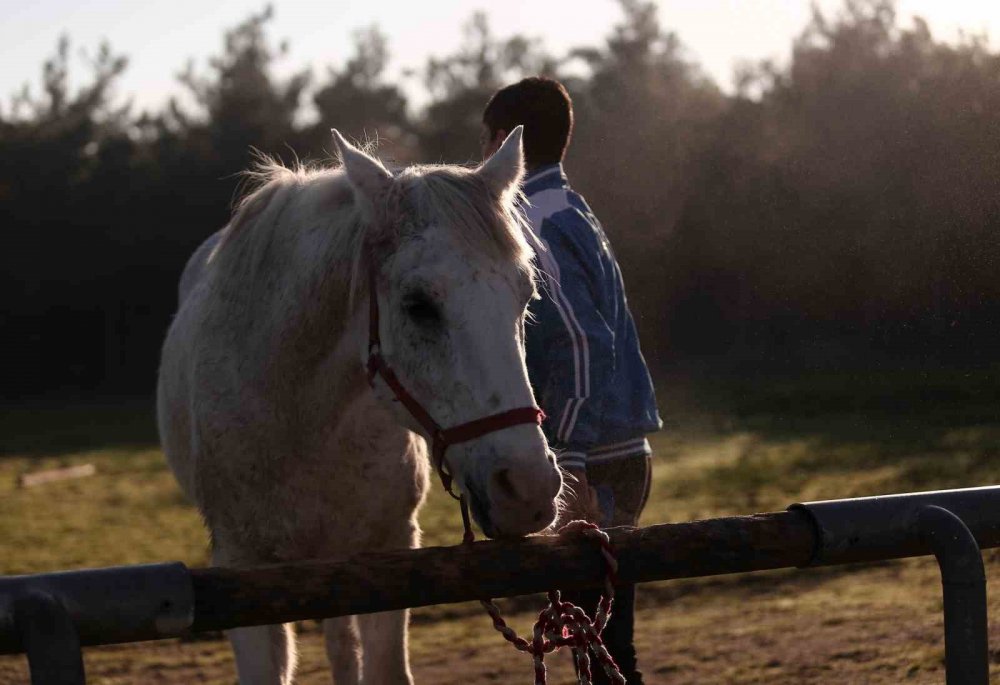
[522,164,662,471]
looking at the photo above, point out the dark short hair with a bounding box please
[483,77,574,168]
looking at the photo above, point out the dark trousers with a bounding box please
[562,455,651,685]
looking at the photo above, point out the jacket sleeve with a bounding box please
[529,214,615,471]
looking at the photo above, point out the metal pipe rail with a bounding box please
[2,486,998,683]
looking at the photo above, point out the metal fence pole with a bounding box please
[14,591,86,685]
[0,561,193,655]
[918,505,989,685]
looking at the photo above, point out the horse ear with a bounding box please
[476,125,524,197]
[332,129,392,206]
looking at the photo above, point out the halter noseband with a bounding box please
[365,269,545,541]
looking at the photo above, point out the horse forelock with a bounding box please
[394,165,537,284]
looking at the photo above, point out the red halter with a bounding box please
[365,269,545,542]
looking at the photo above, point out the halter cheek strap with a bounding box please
[365,269,545,542]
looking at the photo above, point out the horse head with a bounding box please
[334,128,563,538]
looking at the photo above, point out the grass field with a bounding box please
[1,365,998,683]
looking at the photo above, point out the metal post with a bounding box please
[0,561,193,655]
[917,505,989,685]
[14,591,86,685]
[790,485,1000,566]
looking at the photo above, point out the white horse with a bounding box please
[157,127,563,684]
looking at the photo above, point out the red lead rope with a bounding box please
[480,520,627,685]
[366,269,624,684]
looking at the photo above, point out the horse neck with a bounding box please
[208,204,366,400]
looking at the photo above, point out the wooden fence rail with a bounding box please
[190,511,817,633]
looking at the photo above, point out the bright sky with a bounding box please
[2,0,997,115]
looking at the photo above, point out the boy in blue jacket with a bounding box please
[481,77,661,685]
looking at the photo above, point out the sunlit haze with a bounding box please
[3,0,998,114]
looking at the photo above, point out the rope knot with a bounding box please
[480,520,626,685]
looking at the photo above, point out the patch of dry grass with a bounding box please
[0,448,209,575]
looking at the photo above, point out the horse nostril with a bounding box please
[493,468,519,500]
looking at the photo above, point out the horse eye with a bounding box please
[403,292,441,326]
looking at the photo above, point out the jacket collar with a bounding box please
[523,163,568,196]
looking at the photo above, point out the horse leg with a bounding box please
[214,548,298,684]
[228,624,298,685]
[323,616,361,683]
[358,610,413,685]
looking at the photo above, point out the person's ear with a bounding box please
[492,128,508,151]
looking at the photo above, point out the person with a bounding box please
[481,77,662,685]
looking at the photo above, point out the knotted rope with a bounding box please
[476,520,626,685]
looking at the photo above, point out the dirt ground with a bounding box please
[2,551,998,684]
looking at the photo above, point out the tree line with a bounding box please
[2,0,997,400]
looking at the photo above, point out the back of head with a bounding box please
[483,77,573,170]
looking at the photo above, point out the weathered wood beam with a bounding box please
[189,486,1000,633]
[189,511,818,633]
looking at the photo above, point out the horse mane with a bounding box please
[219,154,348,255]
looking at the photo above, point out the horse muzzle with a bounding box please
[476,454,562,538]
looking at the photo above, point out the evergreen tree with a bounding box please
[308,26,414,163]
